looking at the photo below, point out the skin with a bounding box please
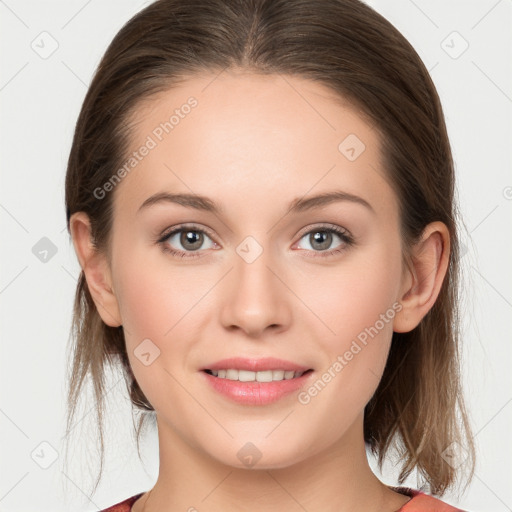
[70,70,450,512]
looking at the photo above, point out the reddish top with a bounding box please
[101,487,466,511]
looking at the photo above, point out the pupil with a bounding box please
[182,231,202,250]
[312,231,331,250]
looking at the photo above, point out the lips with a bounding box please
[201,365,314,405]
[204,369,309,382]
[200,357,315,405]
[201,356,312,373]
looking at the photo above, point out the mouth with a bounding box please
[201,364,315,405]
[202,368,314,382]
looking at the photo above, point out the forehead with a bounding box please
[113,70,396,221]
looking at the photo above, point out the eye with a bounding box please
[157,223,354,260]
[157,224,217,259]
[294,224,354,257]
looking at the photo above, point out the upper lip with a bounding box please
[201,357,312,372]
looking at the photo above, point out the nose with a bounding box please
[219,243,292,337]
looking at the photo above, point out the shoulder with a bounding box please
[100,492,144,512]
[393,487,468,511]
[98,488,469,511]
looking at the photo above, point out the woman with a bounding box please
[64,0,475,510]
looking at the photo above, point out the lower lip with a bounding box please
[201,370,313,405]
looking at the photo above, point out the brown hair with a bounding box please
[64,0,475,496]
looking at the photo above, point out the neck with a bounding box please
[134,413,409,512]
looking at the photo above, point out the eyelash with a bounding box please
[156,223,355,260]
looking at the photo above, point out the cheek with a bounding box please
[114,259,196,411]
[112,240,213,390]
[307,246,402,344]
[299,243,402,401]
[114,239,203,339]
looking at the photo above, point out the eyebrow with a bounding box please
[137,189,375,215]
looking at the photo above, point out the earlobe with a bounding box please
[393,221,450,333]
[69,212,122,327]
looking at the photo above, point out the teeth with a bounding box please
[209,369,306,381]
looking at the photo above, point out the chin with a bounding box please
[204,436,314,471]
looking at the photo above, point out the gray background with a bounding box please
[1,0,511,510]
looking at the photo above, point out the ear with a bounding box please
[393,221,450,333]
[69,212,122,327]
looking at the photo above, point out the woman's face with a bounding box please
[108,70,408,468]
